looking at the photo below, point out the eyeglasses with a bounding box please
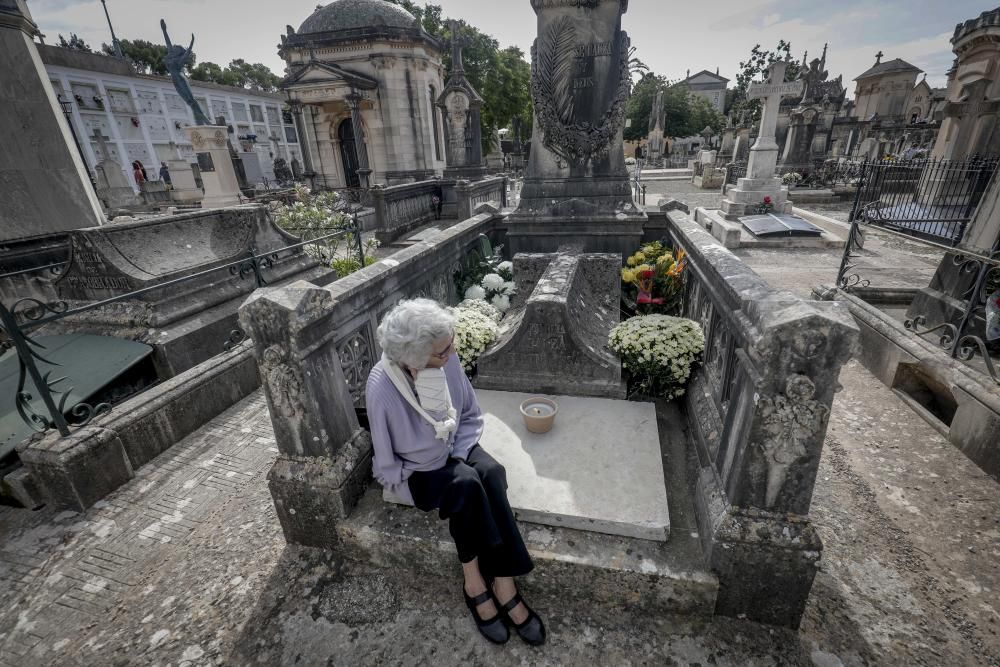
[430,336,454,360]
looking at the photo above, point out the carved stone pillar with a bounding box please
[289,101,315,179]
[238,282,372,548]
[346,90,372,189]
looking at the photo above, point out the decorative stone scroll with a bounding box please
[475,245,625,398]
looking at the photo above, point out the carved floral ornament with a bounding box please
[531,19,631,165]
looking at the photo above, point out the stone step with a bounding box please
[337,487,719,618]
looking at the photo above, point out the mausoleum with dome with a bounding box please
[279,0,448,188]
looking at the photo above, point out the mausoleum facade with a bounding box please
[280,0,448,188]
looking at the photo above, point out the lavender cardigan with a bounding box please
[366,352,485,504]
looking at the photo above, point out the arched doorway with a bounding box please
[338,118,360,188]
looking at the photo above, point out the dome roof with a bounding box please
[298,0,417,35]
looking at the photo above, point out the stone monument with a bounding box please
[647,88,666,162]
[505,0,644,256]
[164,143,203,205]
[475,245,625,398]
[185,125,243,207]
[720,60,803,220]
[0,0,104,243]
[437,21,486,180]
[161,19,241,207]
[90,129,141,211]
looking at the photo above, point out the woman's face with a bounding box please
[422,334,454,370]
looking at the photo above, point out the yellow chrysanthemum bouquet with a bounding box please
[621,241,686,315]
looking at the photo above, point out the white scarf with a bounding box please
[381,352,458,442]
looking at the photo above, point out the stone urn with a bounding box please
[520,397,558,434]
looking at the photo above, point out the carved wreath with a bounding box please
[531,17,631,165]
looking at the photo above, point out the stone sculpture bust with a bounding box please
[160,19,212,126]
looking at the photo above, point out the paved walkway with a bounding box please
[0,393,277,666]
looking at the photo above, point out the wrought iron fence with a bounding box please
[0,222,365,442]
[835,204,1000,385]
[847,156,999,244]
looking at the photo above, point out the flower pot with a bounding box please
[520,397,558,434]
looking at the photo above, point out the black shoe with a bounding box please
[464,586,509,644]
[497,591,546,646]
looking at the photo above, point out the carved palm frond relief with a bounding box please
[538,16,576,126]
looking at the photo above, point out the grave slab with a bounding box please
[385,389,671,542]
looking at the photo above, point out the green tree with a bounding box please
[625,74,726,141]
[103,39,179,76]
[58,33,92,52]
[729,40,801,124]
[386,1,533,153]
[624,72,666,141]
[192,59,282,91]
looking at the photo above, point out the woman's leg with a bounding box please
[407,461,504,620]
[464,446,533,578]
[464,446,535,625]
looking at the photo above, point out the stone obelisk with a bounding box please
[506,0,644,256]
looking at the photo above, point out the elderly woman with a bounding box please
[366,299,545,646]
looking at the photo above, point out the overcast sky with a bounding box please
[28,0,995,91]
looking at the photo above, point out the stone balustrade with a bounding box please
[659,208,859,627]
[372,180,443,245]
[373,177,509,245]
[455,176,508,221]
[238,212,502,547]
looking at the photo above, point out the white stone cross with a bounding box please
[91,128,114,163]
[746,60,804,179]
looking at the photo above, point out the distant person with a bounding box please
[132,161,146,185]
[135,160,148,181]
[159,161,171,185]
[634,143,645,170]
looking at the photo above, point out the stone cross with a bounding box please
[746,60,804,179]
[449,20,469,74]
[91,128,113,162]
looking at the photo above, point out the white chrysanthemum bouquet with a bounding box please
[452,305,500,375]
[462,260,516,313]
[608,315,705,399]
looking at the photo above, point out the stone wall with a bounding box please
[239,212,503,547]
[657,209,859,627]
[20,342,260,511]
[455,176,507,220]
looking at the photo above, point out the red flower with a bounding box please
[639,269,656,279]
[637,292,664,305]
[763,196,772,205]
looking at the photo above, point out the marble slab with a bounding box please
[384,389,671,542]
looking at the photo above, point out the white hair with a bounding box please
[377,298,455,369]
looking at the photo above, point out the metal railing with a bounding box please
[0,222,365,441]
[847,156,998,244]
[835,204,1000,385]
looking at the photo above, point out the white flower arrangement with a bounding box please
[482,273,505,290]
[500,281,516,296]
[452,305,500,374]
[464,285,487,301]
[497,261,514,277]
[608,315,705,399]
[781,172,803,186]
[490,294,511,313]
[457,298,502,323]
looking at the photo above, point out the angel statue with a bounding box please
[161,19,212,126]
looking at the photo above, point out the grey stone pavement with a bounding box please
[0,180,997,666]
